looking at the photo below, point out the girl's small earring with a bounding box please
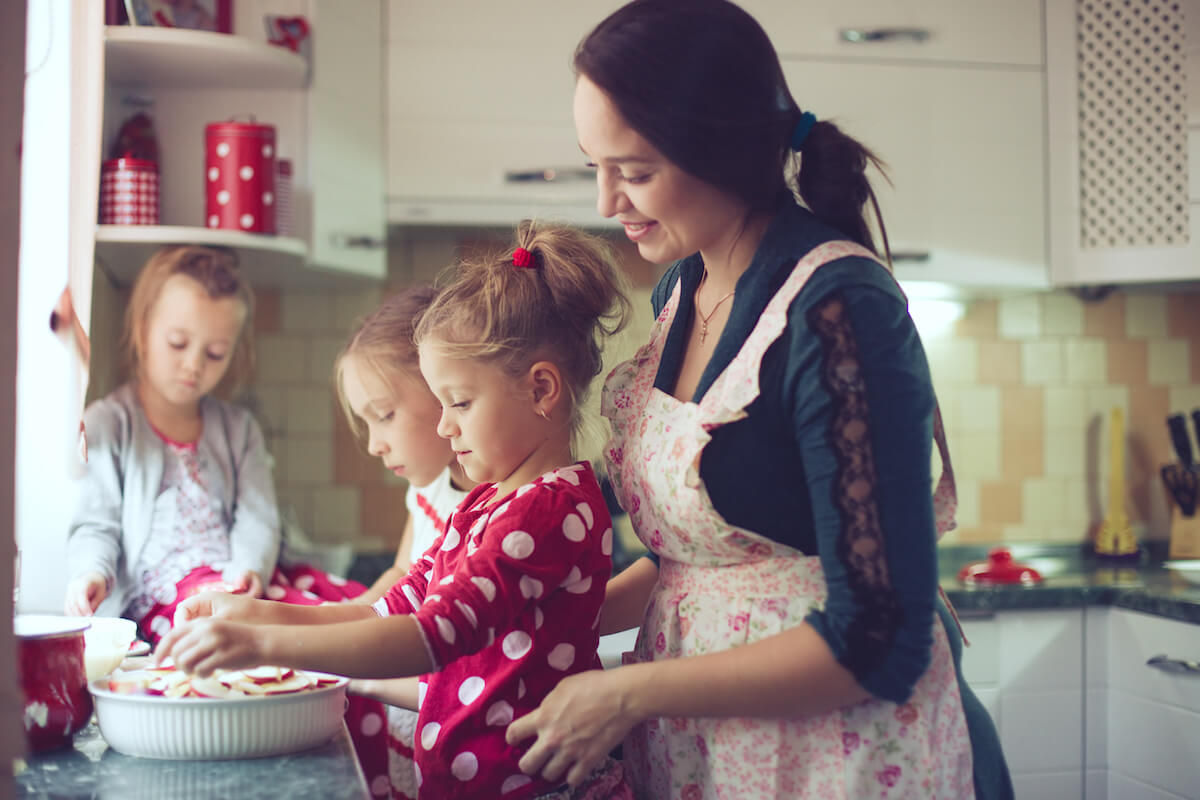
[537,409,550,421]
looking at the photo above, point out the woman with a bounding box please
[505,1,1012,798]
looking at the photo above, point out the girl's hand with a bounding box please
[229,569,264,598]
[63,572,107,616]
[154,618,264,677]
[506,668,643,787]
[173,590,255,626]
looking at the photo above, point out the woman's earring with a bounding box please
[537,409,550,421]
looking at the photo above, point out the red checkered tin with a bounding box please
[205,121,276,234]
[99,157,159,225]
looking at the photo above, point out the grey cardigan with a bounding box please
[66,383,280,617]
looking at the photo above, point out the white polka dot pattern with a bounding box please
[577,502,594,529]
[294,574,315,591]
[369,775,390,797]
[501,774,532,793]
[502,631,532,660]
[360,711,383,736]
[534,607,544,629]
[518,679,527,699]
[562,513,586,542]
[455,599,478,628]
[458,675,485,705]
[216,190,230,205]
[266,585,286,600]
[216,142,230,157]
[601,527,613,556]
[442,528,462,551]
[420,722,440,750]
[439,574,455,585]
[401,584,421,611]
[485,700,514,726]
[417,681,427,709]
[207,167,219,181]
[502,531,535,559]
[561,567,581,587]
[436,615,456,644]
[566,574,592,595]
[470,576,497,602]
[451,751,479,781]
[518,575,543,599]
[150,615,171,637]
[239,165,254,180]
[547,643,575,670]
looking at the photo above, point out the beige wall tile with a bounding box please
[333,289,384,331]
[950,432,1002,479]
[955,299,998,339]
[1083,292,1125,338]
[281,291,337,332]
[309,335,345,384]
[1166,291,1200,339]
[1125,294,1169,339]
[1043,293,1086,336]
[1064,338,1107,385]
[1106,340,1148,385]
[1063,477,1091,526]
[1001,386,1044,437]
[1147,339,1191,385]
[955,386,1001,433]
[925,339,979,385]
[1002,432,1044,480]
[250,385,287,436]
[980,480,1024,525]
[276,487,313,537]
[978,341,1021,385]
[359,484,408,546]
[1023,478,1068,524]
[954,477,981,528]
[1128,385,1172,468]
[1169,386,1200,414]
[1045,386,1088,431]
[283,435,334,484]
[285,388,335,435]
[1021,341,1064,384]
[1086,386,1130,423]
[998,295,1042,340]
[311,487,361,542]
[334,412,382,485]
[1002,524,1051,542]
[253,289,280,334]
[1044,428,1089,478]
[256,334,309,383]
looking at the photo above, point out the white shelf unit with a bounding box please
[104,27,307,90]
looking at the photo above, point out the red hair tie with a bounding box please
[512,247,535,268]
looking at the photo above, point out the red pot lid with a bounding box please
[957,547,1043,586]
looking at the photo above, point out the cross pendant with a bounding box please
[699,320,709,344]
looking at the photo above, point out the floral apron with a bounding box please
[601,241,974,800]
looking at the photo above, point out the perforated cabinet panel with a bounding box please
[1078,0,1190,249]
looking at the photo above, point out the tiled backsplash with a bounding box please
[224,238,1200,553]
[919,289,1200,545]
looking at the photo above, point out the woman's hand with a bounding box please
[173,590,256,626]
[506,667,644,787]
[154,618,264,677]
[228,569,264,598]
[63,572,107,616]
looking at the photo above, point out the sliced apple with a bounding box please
[243,665,294,684]
[260,672,314,694]
[189,676,237,698]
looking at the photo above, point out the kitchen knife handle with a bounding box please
[1192,410,1200,463]
[1168,413,1193,466]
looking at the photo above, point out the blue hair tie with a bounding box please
[790,111,818,151]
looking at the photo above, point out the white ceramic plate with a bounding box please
[89,672,349,760]
[1165,560,1200,585]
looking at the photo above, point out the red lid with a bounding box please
[102,156,158,171]
[205,121,276,138]
[957,547,1043,586]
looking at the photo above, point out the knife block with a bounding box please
[1168,505,1200,559]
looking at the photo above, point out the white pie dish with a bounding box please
[88,672,349,760]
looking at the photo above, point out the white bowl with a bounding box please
[83,617,138,681]
[89,673,349,760]
[1165,560,1200,586]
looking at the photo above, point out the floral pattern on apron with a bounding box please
[602,241,974,800]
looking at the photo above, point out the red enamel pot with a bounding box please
[15,615,93,752]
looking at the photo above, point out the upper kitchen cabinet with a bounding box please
[770,1,1049,289]
[96,0,386,287]
[1046,0,1199,286]
[385,1,624,228]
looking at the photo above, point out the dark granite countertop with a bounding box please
[939,543,1200,624]
[14,721,370,799]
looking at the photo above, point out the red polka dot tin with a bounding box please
[205,121,276,235]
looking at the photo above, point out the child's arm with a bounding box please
[156,613,434,679]
[354,515,416,605]
[174,590,376,627]
[598,556,658,635]
[349,677,420,710]
[223,409,281,594]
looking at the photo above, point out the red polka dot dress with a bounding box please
[374,462,618,800]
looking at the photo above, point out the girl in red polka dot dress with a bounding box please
[158,222,636,800]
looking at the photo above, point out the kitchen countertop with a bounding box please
[939,543,1200,623]
[13,721,370,799]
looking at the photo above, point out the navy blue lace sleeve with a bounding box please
[791,280,939,704]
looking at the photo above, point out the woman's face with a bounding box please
[573,75,749,265]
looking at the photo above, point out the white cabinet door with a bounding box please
[958,609,1085,799]
[737,0,1043,66]
[306,0,386,278]
[1045,0,1199,286]
[782,60,1048,289]
[1104,608,1200,800]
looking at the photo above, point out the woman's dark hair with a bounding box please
[574,0,888,255]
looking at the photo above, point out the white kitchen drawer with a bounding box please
[1108,691,1200,799]
[1000,689,1083,773]
[1011,770,1083,800]
[959,616,1000,686]
[1107,609,1200,713]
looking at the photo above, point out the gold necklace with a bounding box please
[696,278,735,345]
